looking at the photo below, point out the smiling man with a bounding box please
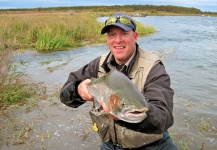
[60,12,177,150]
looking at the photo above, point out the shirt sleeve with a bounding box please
[59,57,100,108]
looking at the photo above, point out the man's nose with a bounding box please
[115,34,123,43]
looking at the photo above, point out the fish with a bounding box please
[89,69,149,123]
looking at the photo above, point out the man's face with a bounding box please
[106,26,138,65]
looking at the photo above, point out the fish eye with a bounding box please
[121,101,127,107]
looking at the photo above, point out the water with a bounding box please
[10,16,217,149]
[136,16,217,102]
[134,16,217,149]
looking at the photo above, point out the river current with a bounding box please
[12,16,217,149]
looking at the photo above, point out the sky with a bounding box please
[0,0,216,12]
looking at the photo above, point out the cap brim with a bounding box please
[101,23,132,34]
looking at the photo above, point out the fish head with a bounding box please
[108,94,148,123]
[108,94,121,111]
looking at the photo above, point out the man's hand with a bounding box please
[77,79,94,101]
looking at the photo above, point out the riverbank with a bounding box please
[1,5,217,16]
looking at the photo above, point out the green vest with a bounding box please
[90,48,163,148]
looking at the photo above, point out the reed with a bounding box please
[0,12,155,52]
[0,32,40,110]
[136,22,156,36]
[0,49,38,110]
[32,26,73,51]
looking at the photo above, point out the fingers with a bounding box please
[77,79,94,101]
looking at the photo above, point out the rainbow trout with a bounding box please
[89,69,149,123]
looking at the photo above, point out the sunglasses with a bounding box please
[105,16,134,28]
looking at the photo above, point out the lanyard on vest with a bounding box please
[113,120,122,149]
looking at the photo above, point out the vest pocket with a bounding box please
[89,110,110,142]
[114,123,163,148]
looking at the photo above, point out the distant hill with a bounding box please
[1,5,217,16]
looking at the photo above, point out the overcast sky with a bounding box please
[0,0,216,12]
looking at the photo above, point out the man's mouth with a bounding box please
[114,46,125,50]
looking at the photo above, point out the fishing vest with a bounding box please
[89,48,163,148]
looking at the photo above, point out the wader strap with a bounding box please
[113,121,117,150]
[113,121,122,150]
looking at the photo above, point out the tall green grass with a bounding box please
[0,12,155,52]
[32,26,73,51]
[0,48,38,110]
[136,22,156,36]
[0,13,104,52]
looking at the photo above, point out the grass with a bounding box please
[0,54,33,110]
[0,58,42,147]
[0,47,42,111]
[136,22,156,36]
[0,13,101,52]
[33,26,73,51]
[0,12,155,52]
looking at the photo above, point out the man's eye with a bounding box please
[108,34,115,38]
[123,32,128,36]
[109,34,115,36]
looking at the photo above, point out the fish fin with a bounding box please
[100,96,110,112]
[108,113,118,120]
[93,97,101,109]
[98,110,106,115]
[90,77,97,84]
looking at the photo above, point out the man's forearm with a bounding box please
[60,81,86,108]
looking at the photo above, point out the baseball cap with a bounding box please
[101,12,137,34]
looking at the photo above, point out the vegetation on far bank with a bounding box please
[0,12,155,52]
[0,5,216,52]
[1,4,217,16]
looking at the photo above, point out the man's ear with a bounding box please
[134,31,139,40]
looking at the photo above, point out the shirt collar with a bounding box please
[101,43,139,74]
[107,48,136,68]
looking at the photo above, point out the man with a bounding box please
[60,12,177,150]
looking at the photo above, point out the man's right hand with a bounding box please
[77,79,94,101]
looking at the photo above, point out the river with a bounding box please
[3,16,217,150]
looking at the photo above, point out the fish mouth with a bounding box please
[118,108,148,123]
[125,109,146,117]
